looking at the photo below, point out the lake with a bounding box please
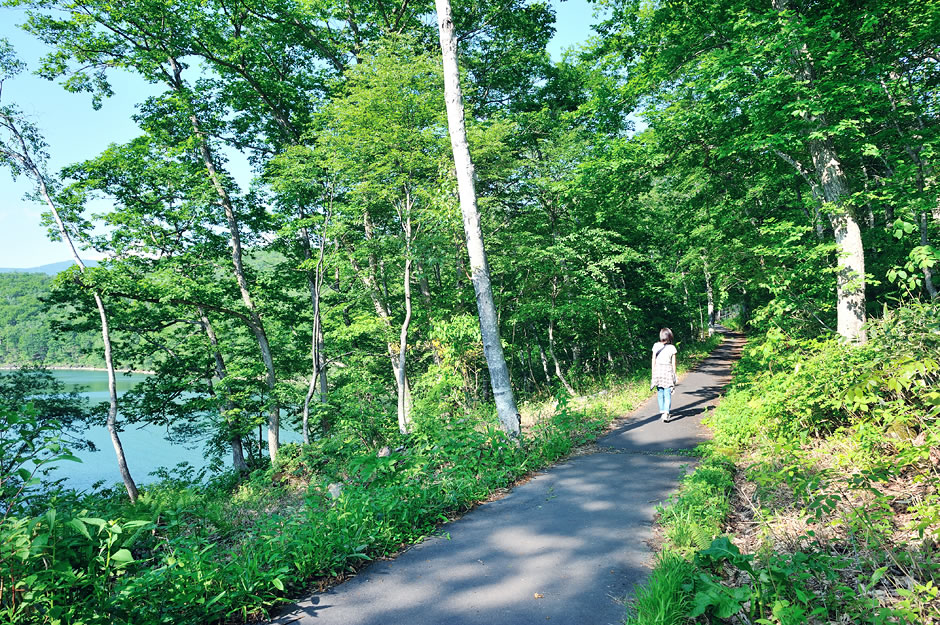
[44,370,298,493]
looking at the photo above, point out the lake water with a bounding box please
[44,370,298,493]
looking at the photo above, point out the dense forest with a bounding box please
[0,0,937,623]
[0,273,103,366]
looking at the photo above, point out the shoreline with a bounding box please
[0,365,155,374]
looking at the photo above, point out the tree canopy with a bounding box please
[0,0,935,469]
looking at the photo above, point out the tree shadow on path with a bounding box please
[271,333,747,625]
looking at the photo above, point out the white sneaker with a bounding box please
[663,412,671,423]
[660,413,667,422]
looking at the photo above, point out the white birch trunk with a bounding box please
[538,341,551,382]
[301,212,329,441]
[811,137,867,343]
[2,110,140,500]
[601,320,615,365]
[772,1,867,343]
[42,180,139,500]
[703,258,715,336]
[436,0,519,436]
[397,209,414,434]
[349,253,412,418]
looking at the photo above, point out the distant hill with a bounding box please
[0,260,99,275]
[0,272,103,366]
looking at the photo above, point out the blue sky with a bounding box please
[0,1,605,268]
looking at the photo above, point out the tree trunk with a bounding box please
[681,275,696,337]
[810,136,867,343]
[397,208,415,434]
[418,263,443,366]
[95,294,140,501]
[36,173,140,500]
[3,111,139,500]
[771,2,867,343]
[601,320,615,366]
[436,0,519,436]
[199,308,248,473]
[167,56,281,458]
[537,340,552,382]
[922,211,939,300]
[547,319,576,395]
[349,250,412,419]
[703,258,715,335]
[354,205,414,419]
[300,208,330,441]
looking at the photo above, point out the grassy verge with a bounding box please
[1,335,724,625]
[519,333,724,430]
[625,304,940,625]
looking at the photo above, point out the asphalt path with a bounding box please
[272,333,745,625]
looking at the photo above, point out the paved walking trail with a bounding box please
[272,333,745,625]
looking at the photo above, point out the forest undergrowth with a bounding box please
[0,335,721,625]
[627,303,940,625]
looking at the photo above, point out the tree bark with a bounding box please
[537,340,552,383]
[300,207,330,441]
[601,319,615,366]
[0,111,139,502]
[436,0,519,436]
[922,211,939,300]
[771,2,867,343]
[199,308,248,473]
[349,252,412,418]
[547,319,576,395]
[703,257,715,335]
[810,136,867,343]
[38,173,139,500]
[167,56,282,458]
[358,207,413,415]
[2,111,140,500]
[396,204,415,434]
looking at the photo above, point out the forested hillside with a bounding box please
[0,273,102,366]
[0,0,937,623]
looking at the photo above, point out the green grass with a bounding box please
[624,303,940,625]
[625,551,695,625]
[1,334,730,625]
[520,333,724,430]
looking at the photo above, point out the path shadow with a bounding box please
[270,334,748,625]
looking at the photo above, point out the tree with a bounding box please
[18,1,285,457]
[60,135,259,471]
[315,39,454,433]
[436,0,520,436]
[0,42,139,500]
[596,0,940,341]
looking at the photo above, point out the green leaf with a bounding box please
[111,548,134,564]
[79,517,107,531]
[67,518,92,540]
[867,566,888,591]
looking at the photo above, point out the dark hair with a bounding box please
[659,328,674,345]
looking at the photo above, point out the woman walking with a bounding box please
[651,328,678,422]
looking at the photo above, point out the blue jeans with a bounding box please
[657,387,673,414]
